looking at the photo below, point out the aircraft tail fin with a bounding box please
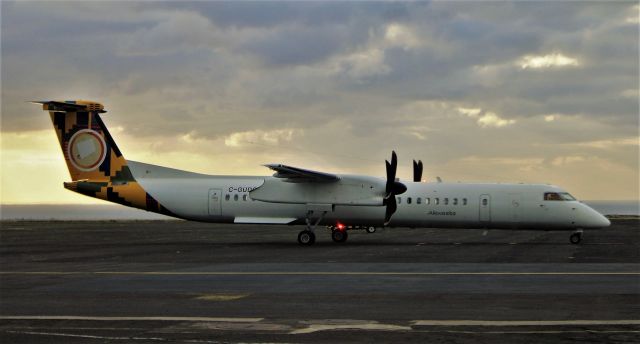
[36,100,174,216]
[36,100,131,182]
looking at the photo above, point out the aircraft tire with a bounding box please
[366,226,376,234]
[298,230,316,245]
[331,230,348,243]
[569,232,582,244]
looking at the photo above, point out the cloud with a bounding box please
[571,137,639,149]
[457,107,515,128]
[384,23,421,49]
[518,53,580,69]
[1,1,638,202]
[457,107,482,117]
[625,5,639,24]
[476,112,516,128]
[224,128,303,147]
[116,11,218,56]
[551,155,586,166]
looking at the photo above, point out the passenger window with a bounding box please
[234,194,239,201]
[425,198,430,205]
[417,197,422,204]
[444,198,449,205]
[397,197,402,204]
[225,194,230,201]
[482,198,488,206]
[453,198,458,205]
[463,198,467,205]
[243,194,247,201]
[435,198,440,205]
[407,197,412,204]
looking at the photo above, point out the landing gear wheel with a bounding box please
[298,230,316,245]
[366,226,376,234]
[569,232,582,244]
[331,230,348,243]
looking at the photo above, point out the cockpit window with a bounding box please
[544,192,576,201]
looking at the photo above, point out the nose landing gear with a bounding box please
[570,229,583,244]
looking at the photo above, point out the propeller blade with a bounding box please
[383,151,405,226]
[384,194,397,226]
[385,151,398,197]
[390,151,397,179]
[385,160,393,197]
[413,159,423,182]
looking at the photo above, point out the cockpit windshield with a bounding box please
[544,192,576,201]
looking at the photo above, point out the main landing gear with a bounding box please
[331,229,348,243]
[570,229,583,244]
[297,214,375,245]
[298,230,315,245]
[297,210,327,246]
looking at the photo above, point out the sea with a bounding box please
[0,201,638,221]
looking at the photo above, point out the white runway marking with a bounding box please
[1,271,639,276]
[291,323,411,334]
[3,330,167,341]
[412,320,640,326]
[3,317,639,337]
[0,316,263,322]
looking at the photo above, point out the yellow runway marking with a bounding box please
[0,271,638,276]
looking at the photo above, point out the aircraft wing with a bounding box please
[264,164,340,183]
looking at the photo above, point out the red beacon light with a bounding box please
[336,222,346,231]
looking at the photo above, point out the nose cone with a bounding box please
[582,206,611,228]
[597,214,611,228]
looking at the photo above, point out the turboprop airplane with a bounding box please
[36,100,610,245]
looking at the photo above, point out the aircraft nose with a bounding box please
[584,206,610,228]
[596,213,611,228]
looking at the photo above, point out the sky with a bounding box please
[1,1,638,205]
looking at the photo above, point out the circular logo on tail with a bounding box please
[67,129,107,171]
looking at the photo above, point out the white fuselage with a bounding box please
[128,161,610,230]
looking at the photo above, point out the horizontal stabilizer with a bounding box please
[31,100,106,113]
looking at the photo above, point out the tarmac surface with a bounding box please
[0,219,638,343]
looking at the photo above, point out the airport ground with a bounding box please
[0,219,638,343]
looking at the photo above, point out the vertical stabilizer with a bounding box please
[37,100,174,216]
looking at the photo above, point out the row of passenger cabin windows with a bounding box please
[397,197,468,206]
[225,194,255,202]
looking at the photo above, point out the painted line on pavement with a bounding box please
[0,316,263,322]
[412,320,640,326]
[0,271,638,276]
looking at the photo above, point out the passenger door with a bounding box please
[208,188,222,216]
[509,193,522,225]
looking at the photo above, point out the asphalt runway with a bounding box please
[1,219,639,343]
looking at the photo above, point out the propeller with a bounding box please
[413,159,423,182]
[383,151,407,226]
